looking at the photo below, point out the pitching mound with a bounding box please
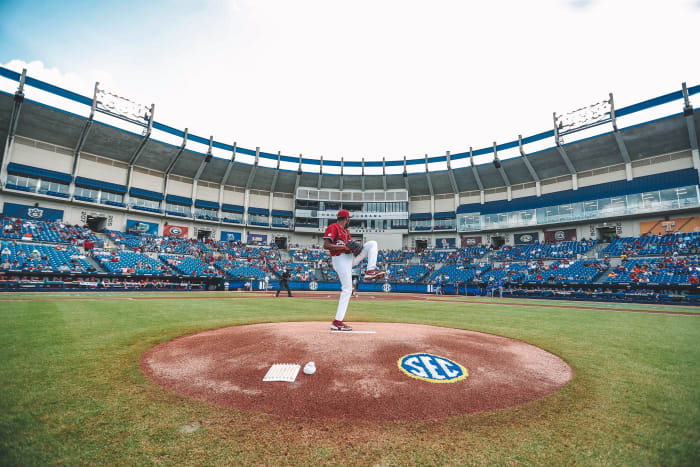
[141,322,572,421]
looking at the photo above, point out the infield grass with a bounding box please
[0,292,698,465]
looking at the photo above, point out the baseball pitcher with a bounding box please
[323,209,385,331]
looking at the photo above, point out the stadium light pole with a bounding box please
[402,156,409,191]
[0,68,26,187]
[518,135,541,197]
[340,157,344,191]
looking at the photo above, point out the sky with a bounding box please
[1,0,699,171]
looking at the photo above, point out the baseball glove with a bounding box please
[346,241,363,256]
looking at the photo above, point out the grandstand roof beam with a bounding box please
[71,82,98,176]
[424,154,434,196]
[469,147,485,204]
[402,156,409,191]
[518,134,541,196]
[681,82,700,173]
[245,147,260,190]
[609,93,633,180]
[162,128,188,196]
[293,154,302,195]
[552,113,579,190]
[382,157,387,191]
[317,156,323,189]
[493,142,512,200]
[218,142,236,215]
[1,68,26,180]
[125,103,155,194]
[361,158,365,191]
[127,103,155,167]
[445,151,459,195]
[193,135,213,182]
[270,151,281,193]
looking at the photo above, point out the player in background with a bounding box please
[324,209,384,331]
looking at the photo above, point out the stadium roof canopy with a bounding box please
[0,66,698,197]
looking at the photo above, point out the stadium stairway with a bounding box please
[278,249,293,262]
[83,253,107,273]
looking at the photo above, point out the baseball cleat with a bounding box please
[364,269,386,281]
[331,320,352,331]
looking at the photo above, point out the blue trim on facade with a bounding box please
[433,211,456,219]
[75,176,127,194]
[271,209,293,217]
[129,187,164,201]
[222,203,245,213]
[409,212,432,220]
[165,194,192,205]
[7,163,72,183]
[247,207,269,215]
[194,199,219,209]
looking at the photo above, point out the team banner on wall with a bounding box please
[126,219,159,235]
[544,228,577,242]
[640,217,700,235]
[163,225,188,238]
[436,237,456,249]
[246,233,267,245]
[2,202,64,222]
[514,232,539,244]
[461,236,482,247]
[221,230,242,242]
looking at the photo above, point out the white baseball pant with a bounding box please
[331,240,379,321]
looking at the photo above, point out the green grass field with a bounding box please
[1,292,698,465]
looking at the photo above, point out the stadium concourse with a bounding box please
[0,67,699,304]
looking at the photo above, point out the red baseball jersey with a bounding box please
[324,222,352,256]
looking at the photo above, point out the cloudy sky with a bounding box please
[1,0,698,168]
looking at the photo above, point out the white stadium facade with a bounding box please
[0,66,699,299]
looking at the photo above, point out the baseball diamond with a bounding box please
[1,3,700,463]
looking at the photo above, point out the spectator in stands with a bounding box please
[58,263,71,273]
[1,258,10,270]
[1,245,10,257]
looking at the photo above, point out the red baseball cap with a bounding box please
[337,209,351,219]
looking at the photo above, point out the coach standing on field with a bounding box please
[324,209,385,331]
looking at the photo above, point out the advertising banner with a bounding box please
[640,217,700,235]
[126,219,159,235]
[220,230,242,242]
[246,233,267,245]
[435,237,456,249]
[514,231,539,244]
[2,202,64,222]
[461,235,482,248]
[544,228,577,242]
[163,224,188,238]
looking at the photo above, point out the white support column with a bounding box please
[1,69,26,187]
[218,142,236,220]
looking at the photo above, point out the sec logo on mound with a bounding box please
[398,353,467,383]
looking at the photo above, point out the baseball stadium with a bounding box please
[2,5,700,465]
